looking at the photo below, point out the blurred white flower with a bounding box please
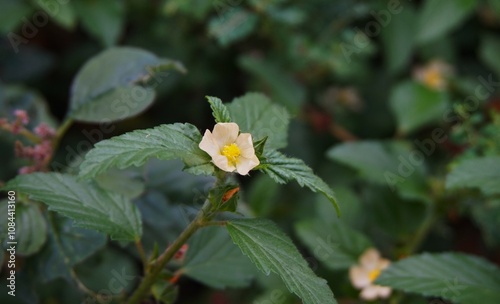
[349,248,392,301]
[199,122,259,175]
[413,60,454,91]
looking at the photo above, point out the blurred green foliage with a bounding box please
[1,0,500,303]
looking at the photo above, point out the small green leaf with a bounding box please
[227,218,337,304]
[416,0,477,44]
[79,123,213,179]
[206,96,231,123]
[74,0,124,47]
[0,202,47,256]
[34,0,76,30]
[69,47,185,122]
[3,173,142,241]
[228,93,290,150]
[295,219,372,270]
[261,150,339,215]
[446,157,500,195]
[36,214,106,282]
[181,227,255,288]
[390,81,449,134]
[376,253,500,304]
[208,8,259,46]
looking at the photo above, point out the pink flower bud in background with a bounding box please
[19,166,35,175]
[14,110,29,125]
[34,123,56,139]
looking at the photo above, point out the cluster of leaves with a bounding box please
[1,0,500,303]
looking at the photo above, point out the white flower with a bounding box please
[199,122,260,175]
[349,248,392,301]
[413,60,454,91]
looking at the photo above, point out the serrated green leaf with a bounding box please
[416,0,477,44]
[206,96,231,123]
[239,56,305,113]
[376,253,500,304]
[181,227,255,288]
[446,156,500,195]
[36,214,106,282]
[260,150,339,215]
[390,81,449,134]
[79,123,213,179]
[208,8,258,46]
[227,218,337,304]
[228,93,290,150]
[69,47,184,122]
[295,219,372,270]
[0,202,47,256]
[3,173,142,241]
[74,0,124,47]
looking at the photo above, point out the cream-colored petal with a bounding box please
[377,258,391,270]
[360,248,381,269]
[235,155,260,175]
[199,130,220,157]
[235,133,255,158]
[212,123,239,148]
[376,285,392,298]
[360,285,380,301]
[349,266,370,289]
[212,154,235,172]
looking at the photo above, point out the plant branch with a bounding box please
[125,199,213,304]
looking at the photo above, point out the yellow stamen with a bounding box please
[424,70,442,89]
[222,143,241,165]
[368,268,381,282]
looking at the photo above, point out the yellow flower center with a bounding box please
[368,268,381,282]
[424,69,443,89]
[222,143,241,165]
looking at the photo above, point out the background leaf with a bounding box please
[74,0,124,47]
[33,0,76,30]
[295,218,372,270]
[4,173,142,241]
[376,252,500,304]
[480,35,500,78]
[227,218,337,304]
[79,123,213,179]
[0,201,47,256]
[416,0,477,44]
[208,8,259,46]
[446,156,500,195]
[181,227,256,288]
[35,214,106,282]
[228,92,290,150]
[389,81,449,134]
[261,150,339,214]
[69,47,184,122]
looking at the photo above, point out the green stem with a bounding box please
[52,118,73,151]
[198,220,228,227]
[125,200,213,304]
[404,207,437,255]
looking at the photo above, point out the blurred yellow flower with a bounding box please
[414,60,454,91]
[199,122,259,175]
[349,248,392,300]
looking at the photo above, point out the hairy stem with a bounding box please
[125,200,213,304]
